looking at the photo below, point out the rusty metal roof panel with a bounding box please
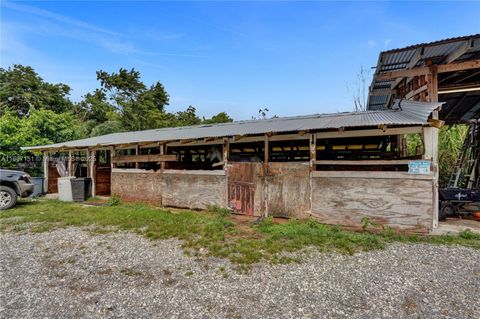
[23,100,442,151]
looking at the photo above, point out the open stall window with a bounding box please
[166,144,223,170]
[269,139,309,162]
[314,135,415,171]
[229,141,264,163]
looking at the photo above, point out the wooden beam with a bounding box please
[427,65,439,102]
[423,126,439,229]
[309,133,316,172]
[439,86,480,94]
[375,59,480,81]
[233,135,244,142]
[110,146,116,170]
[264,134,269,163]
[223,138,229,163]
[42,151,49,193]
[427,118,445,129]
[391,47,424,90]
[68,150,73,176]
[312,170,434,180]
[159,143,165,170]
[376,67,429,81]
[313,159,415,166]
[112,154,177,164]
[212,161,225,168]
[316,126,423,140]
[405,84,428,99]
[90,150,96,197]
[369,88,397,96]
[135,145,140,169]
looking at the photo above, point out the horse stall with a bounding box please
[26,100,442,233]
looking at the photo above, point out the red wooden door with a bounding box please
[227,163,257,215]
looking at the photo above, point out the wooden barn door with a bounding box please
[264,162,310,218]
[94,150,111,196]
[227,163,259,216]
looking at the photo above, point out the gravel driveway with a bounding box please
[1,228,479,319]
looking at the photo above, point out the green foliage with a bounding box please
[107,193,122,206]
[78,67,233,135]
[208,205,232,217]
[0,109,82,172]
[0,64,73,116]
[203,112,233,124]
[0,64,234,172]
[406,125,468,187]
[438,125,468,186]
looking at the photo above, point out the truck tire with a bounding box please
[0,186,17,210]
[439,202,456,221]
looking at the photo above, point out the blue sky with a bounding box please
[1,1,479,120]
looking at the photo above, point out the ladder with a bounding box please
[448,122,480,189]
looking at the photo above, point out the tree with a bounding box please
[93,68,170,131]
[0,64,73,116]
[82,68,234,133]
[347,66,370,112]
[203,112,233,124]
[0,109,82,172]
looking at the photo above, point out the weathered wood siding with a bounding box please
[162,171,226,209]
[227,163,263,216]
[266,162,310,218]
[111,169,226,209]
[226,162,310,218]
[310,171,434,232]
[111,171,162,202]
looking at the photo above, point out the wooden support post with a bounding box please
[110,146,116,170]
[423,125,439,230]
[90,150,96,197]
[223,138,229,165]
[159,143,165,170]
[426,70,440,230]
[43,151,49,193]
[223,138,229,208]
[264,134,269,164]
[86,149,91,178]
[427,65,439,103]
[135,145,140,169]
[68,150,73,177]
[309,133,316,171]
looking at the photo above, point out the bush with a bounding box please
[107,193,121,206]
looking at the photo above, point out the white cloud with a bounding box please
[367,40,376,48]
[2,1,122,37]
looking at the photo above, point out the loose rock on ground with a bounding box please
[1,228,479,318]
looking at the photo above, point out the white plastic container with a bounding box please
[57,177,74,202]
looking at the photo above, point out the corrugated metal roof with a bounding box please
[368,34,480,111]
[23,100,442,151]
[382,34,480,55]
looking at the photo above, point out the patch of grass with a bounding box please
[185,270,194,277]
[107,193,121,206]
[207,205,232,217]
[1,199,479,270]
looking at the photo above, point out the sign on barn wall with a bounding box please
[408,161,431,175]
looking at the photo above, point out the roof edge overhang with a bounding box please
[22,100,443,152]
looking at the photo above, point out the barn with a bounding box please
[24,35,480,234]
[24,99,442,233]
